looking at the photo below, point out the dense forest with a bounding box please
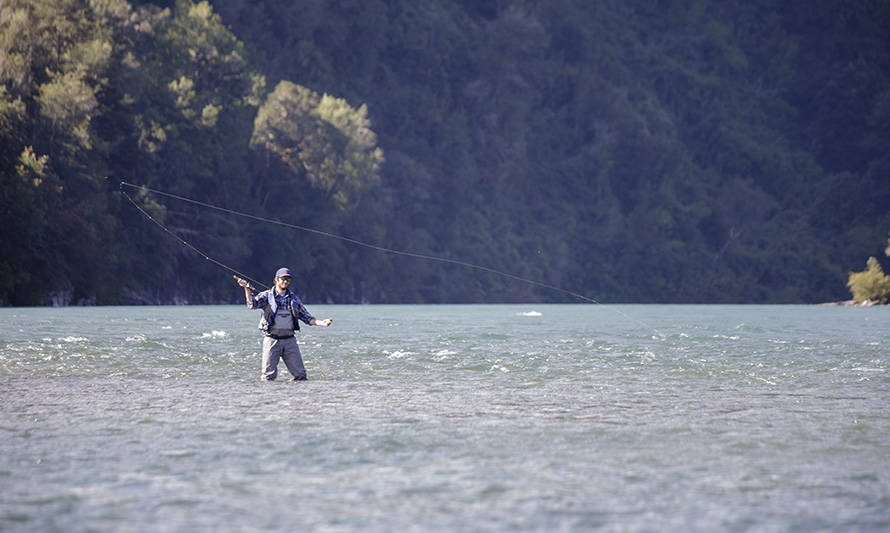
[1,0,888,305]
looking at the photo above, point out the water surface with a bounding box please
[1,305,888,531]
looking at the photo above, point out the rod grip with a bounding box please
[233,275,255,291]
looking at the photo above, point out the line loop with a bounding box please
[119,181,664,338]
[120,181,599,303]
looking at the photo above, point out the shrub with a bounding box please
[847,257,890,303]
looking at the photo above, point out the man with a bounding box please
[236,267,332,381]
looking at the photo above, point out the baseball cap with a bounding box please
[275,267,292,278]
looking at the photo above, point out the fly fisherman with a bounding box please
[236,267,332,381]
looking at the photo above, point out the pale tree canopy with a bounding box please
[251,80,383,209]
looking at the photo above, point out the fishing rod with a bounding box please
[119,183,268,291]
[118,180,664,337]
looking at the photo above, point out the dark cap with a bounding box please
[275,267,292,278]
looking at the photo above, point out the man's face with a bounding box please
[275,276,291,292]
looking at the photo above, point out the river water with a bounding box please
[1,304,888,531]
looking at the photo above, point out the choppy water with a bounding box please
[1,304,888,531]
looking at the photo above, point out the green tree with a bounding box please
[847,257,890,303]
[250,81,383,209]
[0,146,58,304]
[0,0,128,304]
[103,0,263,302]
[1,0,888,305]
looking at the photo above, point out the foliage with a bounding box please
[1,0,888,305]
[847,257,890,303]
[250,81,383,209]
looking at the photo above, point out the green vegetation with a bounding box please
[1,0,889,305]
[250,81,383,209]
[847,233,890,304]
[847,257,890,304]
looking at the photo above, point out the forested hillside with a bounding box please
[1,0,888,305]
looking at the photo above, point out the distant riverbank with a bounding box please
[820,299,888,307]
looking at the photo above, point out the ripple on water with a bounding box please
[0,305,888,531]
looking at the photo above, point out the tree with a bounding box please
[847,257,890,303]
[0,0,128,304]
[250,81,383,209]
[104,0,263,303]
[0,146,57,305]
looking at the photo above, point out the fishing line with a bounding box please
[120,185,267,291]
[119,181,663,338]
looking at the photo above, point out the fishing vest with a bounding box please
[258,289,301,333]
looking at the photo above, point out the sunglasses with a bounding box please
[278,277,292,282]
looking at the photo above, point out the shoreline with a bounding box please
[819,299,888,307]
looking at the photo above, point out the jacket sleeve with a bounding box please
[293,298,315,325]
[248,290,269,310]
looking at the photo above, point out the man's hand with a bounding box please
[235,277,253,305]
[312,318,333,327]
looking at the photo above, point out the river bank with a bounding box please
[819,299,888,307]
